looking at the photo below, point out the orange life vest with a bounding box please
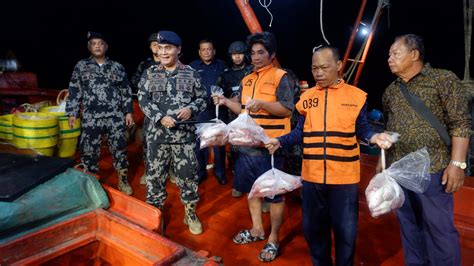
[296,80,367,184]
[241,65,291,138]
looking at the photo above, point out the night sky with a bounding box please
[0,0,470,111]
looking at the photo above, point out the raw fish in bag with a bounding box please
[249,155,302,199]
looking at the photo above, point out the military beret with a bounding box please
[87,31,106,42]
[157,31,182,47]
[148,33,158,44]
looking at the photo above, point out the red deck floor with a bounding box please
[96,141,474,266]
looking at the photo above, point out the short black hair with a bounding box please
[198,39,215,48]
[247,31,277,56]
[313,45,340,61]
[395,34,425,61]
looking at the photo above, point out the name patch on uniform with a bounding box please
[339,103,359,110]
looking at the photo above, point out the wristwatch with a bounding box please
[450,160,467,170]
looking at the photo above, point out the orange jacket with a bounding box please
[241,65,291,138]
[296,80,366,184]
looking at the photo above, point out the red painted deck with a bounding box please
[96,141,474,266]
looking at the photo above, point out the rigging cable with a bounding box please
[344,0,390,82]
[319,0,331,45]
[258,0,274,27]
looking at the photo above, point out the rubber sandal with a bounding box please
[233,229,265,244]
[258,242,279,262]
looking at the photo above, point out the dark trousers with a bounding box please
[302,181,358,266]
[196,144,226,181]
[396,171,461,266]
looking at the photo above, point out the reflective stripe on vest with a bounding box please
[241,65,291,138]
[296,80,367,184]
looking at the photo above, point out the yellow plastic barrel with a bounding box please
[0,114,13,142]
[57,116,81,157]
[13,112,58,156]
[39,106,81,157]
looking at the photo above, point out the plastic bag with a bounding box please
[195,85,229,148]
[386,147,431,193]
[249,155,302,199]
[365,172,405,218]
[196,120,228,149]
[227,111,269,146]
[57,100,66,112]
[210,85,224,120]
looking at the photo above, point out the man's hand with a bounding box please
[161,116,176,129]
[247,99,265,112]
[125,113,134,127]
[265,138,281,154]
[370,132,396,149]
[68,116,76,129]
[177,107,192,121]
[212,94,227,106]
[442,164,465,193]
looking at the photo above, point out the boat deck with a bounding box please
[96,141,474,266]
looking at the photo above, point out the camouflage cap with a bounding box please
[157,31,182,47]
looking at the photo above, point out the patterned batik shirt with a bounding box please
[138,61,207,144]
[382,64,471,173]
[66,57,133,118]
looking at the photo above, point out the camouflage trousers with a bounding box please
[80,114,128,173]
[145,141,199,209]
[142,117,149,174]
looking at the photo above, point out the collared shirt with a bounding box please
[137,61,207,144]
[190,59,228,120]
[382,63,471,173]
[66,57,133,118]
[189,58,228,92]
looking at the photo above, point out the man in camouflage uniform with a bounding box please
[131,33,160,93]
[66,31,134,195]
[138,31,207,235]
[131,33,161,185]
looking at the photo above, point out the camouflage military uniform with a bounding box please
[131,58,159,180]
[138,61,207,209]
[66,57,133,174]
[131,58,159,93]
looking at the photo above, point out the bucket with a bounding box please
[40,106,81,157]
[39,106,65,117]
[13,112,58,156]
[0,114,13,142]
[58,116,81,157]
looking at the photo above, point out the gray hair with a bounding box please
[395,34,425,62]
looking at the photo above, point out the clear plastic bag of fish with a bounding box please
[248,155,302,199]
[227,111,269,147]
[196,120,228,149]
[365,147,431,217]
[387,147,431,193]
[365,173,405,218]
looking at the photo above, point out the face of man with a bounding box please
[88,38,107,58]
[387,39,418,77]
[250,43,274,70]
[157,43,180,70]
[311,48,341,88]
[198,42,215,64]
[231,53,245,66]
[150,41,160,60]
